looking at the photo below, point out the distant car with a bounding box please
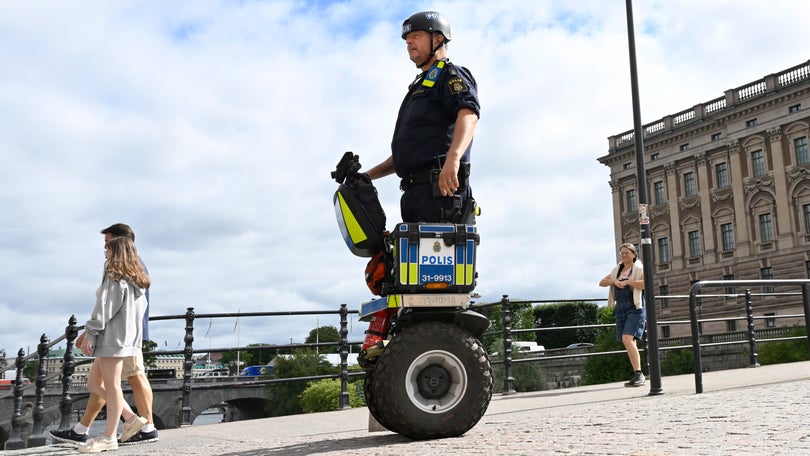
[566,343,595,348]
[200,369,230,377]
[241,365,273,377]
[490,341,545,357]
[0,378,31,390]
[512,341,545,355]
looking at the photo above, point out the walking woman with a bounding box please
[599,242,646,387]
[78,236,150,452]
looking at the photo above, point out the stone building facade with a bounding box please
[598,59,810,338]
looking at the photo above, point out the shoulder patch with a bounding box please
[447,77,469,94]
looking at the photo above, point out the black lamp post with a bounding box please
[624,0,663,395]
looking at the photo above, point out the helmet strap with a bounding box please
[415,32,445,69]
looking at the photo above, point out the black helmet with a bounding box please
[401,11,451,41]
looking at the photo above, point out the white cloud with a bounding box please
[0,0,807,357]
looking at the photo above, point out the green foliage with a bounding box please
[247,344,280,365]
[305,325,341,354]
[596,306,615,325]
[219,350,253,374]
[660,348,694,375]
[265,352,335,417]
[490,352,546,393]
[534,301,600,349]
[487,337,546,393]
[581,310,628,385]
[299,378,363,413]
[479,300,536,350]
[757,327,809,365]
[141,340,158,369]
[23,360,38,380]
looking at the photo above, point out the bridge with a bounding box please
[0,376,270,447]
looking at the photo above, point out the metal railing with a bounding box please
[3,283,810,449]
[0,305,364,450]
[688,280,810,393]
[471,289,809,395]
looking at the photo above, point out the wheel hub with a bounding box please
[417,365,451,399]
[404,349,468,413]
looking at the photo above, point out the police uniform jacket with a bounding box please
[391,59,480,177]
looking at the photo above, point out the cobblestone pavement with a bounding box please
[6,361,809,456]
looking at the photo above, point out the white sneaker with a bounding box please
[120,416,147,442]
[78,436,118,453]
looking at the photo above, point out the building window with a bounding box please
[795,136,809,165]
[657,237,670,263]
[726,320,737,332]
[723,274,735,296]
[804,204,810,234]
[680,143,689,151]
[711,132,722,141]
[683,172,697,196]
[759,213,774,242]
[651,153,660,161]
[746,118,758,127]
[761,266,774,294]
[659,285,670,309]
[789,104,801,113]
[661,326,671,338]
[764,313,776,328]
[653,181,665,205]
[623,162,633,169]
[806,260,810,278]
[715,162,729,188]
[751,150,766,176]
[688,230,701,257]
[720,223,735,251]
[626,189,636,213]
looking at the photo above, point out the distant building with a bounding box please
[45,348,185,380]
[598,59,810,338]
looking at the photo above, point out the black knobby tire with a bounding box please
[363,369,393,432]
[368,321,492,440]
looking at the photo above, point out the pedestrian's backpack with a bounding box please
[332,152,387,258]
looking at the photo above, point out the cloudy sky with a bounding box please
[1,0,808,358]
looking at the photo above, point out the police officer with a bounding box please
[365,10,480,224]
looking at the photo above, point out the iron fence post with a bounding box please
[338,304,351,410]
[4,349,26,450]
[25,334,50,447]
[744,289,760,367]
[58,316,78,431]
[802,284,810,350]
[688,282,704,393]
[501,295,515,395]
[181,307,195,426]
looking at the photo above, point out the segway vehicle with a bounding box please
[331,152,492,440]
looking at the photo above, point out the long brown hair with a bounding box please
[105,237,150,288]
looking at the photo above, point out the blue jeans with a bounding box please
[615,300,646,342]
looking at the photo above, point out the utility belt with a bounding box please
[400,161,471,196]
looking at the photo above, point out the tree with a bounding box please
[265,352,335,417]
[219,350,253,375]
[142,340,158,369]
[246,343,280,365]
[299,378,363,413]
[757,326,809,365]
[479,300,536,353]
[582,306,627,385]
[304,325,341,353]
[534,301,599,349]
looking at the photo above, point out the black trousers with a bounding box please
[400,184,473,223]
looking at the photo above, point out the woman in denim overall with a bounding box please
[600,243,646,387]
